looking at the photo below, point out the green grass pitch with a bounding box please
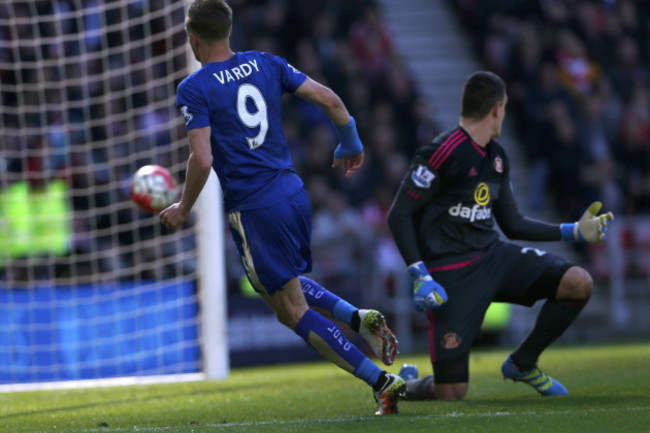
[1,343,649,433]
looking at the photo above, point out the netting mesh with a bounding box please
[0,1,203,384]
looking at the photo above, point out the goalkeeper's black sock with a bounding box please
[511,298,589,371]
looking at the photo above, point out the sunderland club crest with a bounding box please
[493,156,503,173]
[441,332,462,349]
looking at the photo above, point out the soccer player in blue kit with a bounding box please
[160,0,405,414]
[387,71,614,401]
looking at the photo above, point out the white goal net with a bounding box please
[0,1,224,388]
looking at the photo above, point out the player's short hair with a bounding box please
[461,71,506,119]
[186,0,232,41]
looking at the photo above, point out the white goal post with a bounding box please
[195,169,229,380]
[0,0,227,390]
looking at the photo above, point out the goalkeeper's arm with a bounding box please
[388,183,447,312]
[494,181,614,244]
[386,190,424,268]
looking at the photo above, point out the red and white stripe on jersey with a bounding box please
[428,129,465,169]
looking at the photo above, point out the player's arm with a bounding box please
[160,126,213,230]
[387,159,447,311]
[387,183,427,265]
[493,179,564,241]
[179,127,213,212]
[294,77,363,177]
[494,179,614,244]
[294,77,349,125]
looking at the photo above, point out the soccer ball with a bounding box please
[130,165,177,212]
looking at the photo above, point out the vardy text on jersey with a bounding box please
[212,60,260,84]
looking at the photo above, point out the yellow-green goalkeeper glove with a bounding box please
[560,201,614,244]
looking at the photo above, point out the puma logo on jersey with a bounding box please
[213,60,260,84]
[448,202,492,222]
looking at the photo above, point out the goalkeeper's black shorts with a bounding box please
[425,240,572,364]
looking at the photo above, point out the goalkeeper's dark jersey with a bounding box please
[388,126,561,270]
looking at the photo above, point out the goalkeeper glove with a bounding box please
[560,201,614,244]
[408,261,448,312]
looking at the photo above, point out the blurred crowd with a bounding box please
[4,0,646,290]
[453,0,650,219]
[0,1,193,283]
[223,0,436,293]
[0,1,433,289]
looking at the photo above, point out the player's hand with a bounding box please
[408,261,448,312]
[332,117,364,178]
[332,152,364,178]
[565,201,614,244]
[160,202,190,230]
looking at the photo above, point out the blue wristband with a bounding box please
[334,117,363,158]
[560,223,577,242]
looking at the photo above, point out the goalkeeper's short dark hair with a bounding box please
[461,71,506,120]
[186,0,232,41]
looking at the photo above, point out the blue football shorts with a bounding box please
[228,188,312,296]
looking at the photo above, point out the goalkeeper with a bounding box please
[387,71,614,401]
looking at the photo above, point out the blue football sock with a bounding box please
[299,276,357,326]
[295,309,382,387]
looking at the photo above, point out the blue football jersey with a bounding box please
[176,51,307,211]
